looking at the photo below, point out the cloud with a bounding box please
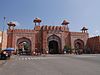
[95,30,99,33]
[90,30,100,37]
[12,21,21,26]
[95,30,100,35]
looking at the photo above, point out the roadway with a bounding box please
[0,54,100,75]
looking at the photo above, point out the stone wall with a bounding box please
[87,36,100,53]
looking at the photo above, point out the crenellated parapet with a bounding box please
[12,29,34,33]
[34,25,68,31]
[70,32,89,36]
[89,36,100,39]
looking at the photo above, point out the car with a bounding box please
[0,50,8,60]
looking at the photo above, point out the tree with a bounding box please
[24,42,29,50]
[63,45,71,53]
[64,45,71,50]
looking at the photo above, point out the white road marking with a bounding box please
[21,58,24,60]
[28,58,31,60]
[15,56,58,61]
[25,58,27,60]
[75,55,96,58]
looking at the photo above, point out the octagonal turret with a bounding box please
[7,22,16,30]
[61,19,69,25]
[81,27,88,33]
[33,18,42,26]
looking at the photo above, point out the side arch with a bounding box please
[16,37,32,55]
[74,39,84,49]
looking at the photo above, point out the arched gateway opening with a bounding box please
[48,35,61,54]
[74,39,84,49]
[17,37,31,55]
[49,40,59,54]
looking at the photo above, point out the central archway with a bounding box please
[48,35,61,54]
[49,40,59,54]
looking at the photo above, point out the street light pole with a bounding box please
[1,17,6,50]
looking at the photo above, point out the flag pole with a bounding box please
[1,17,6,50]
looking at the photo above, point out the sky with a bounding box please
[0,0,100,37]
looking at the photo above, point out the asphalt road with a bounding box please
[0,54,100,75]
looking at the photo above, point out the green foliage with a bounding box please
[24,43,29,50]
[64,45,71,51]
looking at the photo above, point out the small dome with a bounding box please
[81,27,88,30]
[7,22,16,26]
[61,19,69,25]
[33,18,42,23]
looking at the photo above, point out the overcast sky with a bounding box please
[0,0,100,37]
